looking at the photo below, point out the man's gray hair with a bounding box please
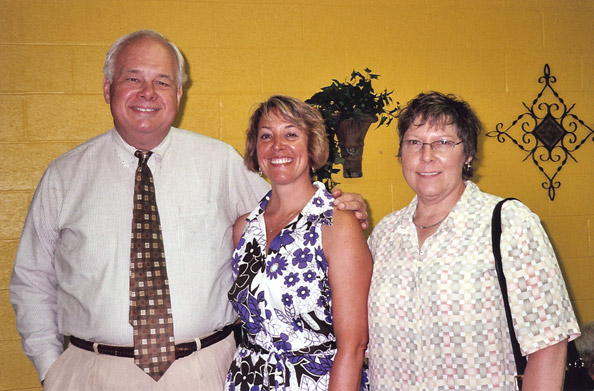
[103,29,188,88]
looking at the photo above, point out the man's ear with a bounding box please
[176,85,183,108]
[103,77,112,104]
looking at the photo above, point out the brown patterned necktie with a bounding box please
[129,150,175,381]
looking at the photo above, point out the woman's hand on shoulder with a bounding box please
[322,208,372,300]
[330,187,368,230]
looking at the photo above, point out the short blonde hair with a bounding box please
[244,95,329,172]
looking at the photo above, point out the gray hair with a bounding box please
[103,30,188,88]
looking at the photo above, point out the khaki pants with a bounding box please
[43,333,236,391]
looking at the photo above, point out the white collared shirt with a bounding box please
[10,127,270,380]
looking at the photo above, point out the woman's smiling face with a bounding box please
[400,120,471,205]
[256,109,311,187]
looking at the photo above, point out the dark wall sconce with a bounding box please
[486,64,594,200]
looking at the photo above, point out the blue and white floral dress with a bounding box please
[225,182,369,391]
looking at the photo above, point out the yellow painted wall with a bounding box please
[1,0,593,388]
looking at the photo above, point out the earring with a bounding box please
[464,162,471,172]
[258,168,263,177]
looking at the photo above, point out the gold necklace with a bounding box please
[266,209,301,234]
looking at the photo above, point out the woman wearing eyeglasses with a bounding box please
[367,91,580,390]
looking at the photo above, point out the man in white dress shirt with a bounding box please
[10,30,367,390]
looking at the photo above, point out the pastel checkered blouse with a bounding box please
[367,181,579,390]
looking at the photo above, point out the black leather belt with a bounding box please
[69,323,239,360]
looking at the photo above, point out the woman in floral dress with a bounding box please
[225,95,372,391]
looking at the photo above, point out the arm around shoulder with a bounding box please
[330,187,369,230]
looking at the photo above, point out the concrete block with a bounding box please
[0,45,73,93]
[427,50,506,93]
[214,3,264,48]
[119,1,216,49]
[213,49,262,93]
[0,0,23,43]
[256,4,303,49]
[21,0,120,43]
[386,8,468,51]
[466,9,543,50]
[506,56,582,93]
[345,49,427,100]
[549,175,594,216]
[581,55,594,91]
[0,143,76,191]
[182,48,218,94]
[0,96,26,142]
[546,215,590,259]
[26,95,113,142]
[573,299,594,325]
[73,46,110,93]
[260,49,345,94]
[560,258,594,302]
[303,5,386,50]
[0,338,41,390]
[543,9,594,51]
[175,93,221,139]
[0,290,19,340]
[0,241,18,289]
[0,191,32,240]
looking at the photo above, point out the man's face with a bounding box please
[103,37,182,150]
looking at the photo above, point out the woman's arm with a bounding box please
[499,201,578,390]
[521,339,568,391]
[323,208,373,391]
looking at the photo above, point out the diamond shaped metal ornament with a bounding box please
[533,113,566,152]
[486,64,594,200]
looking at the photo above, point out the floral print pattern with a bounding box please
[226,182,369,391]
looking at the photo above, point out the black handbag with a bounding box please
[492,198,526,391]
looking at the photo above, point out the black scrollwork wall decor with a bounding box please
[486,64,594,200]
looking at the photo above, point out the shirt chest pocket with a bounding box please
[177,203,223,254]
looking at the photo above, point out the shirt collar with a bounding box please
[404,181,476,232]
[447,181,478,225]
[110,127,174,168]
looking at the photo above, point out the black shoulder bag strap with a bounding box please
[491,198,526,390]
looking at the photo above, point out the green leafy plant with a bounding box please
[306,68,399,189]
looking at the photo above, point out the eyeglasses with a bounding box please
[401,139,463,153]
